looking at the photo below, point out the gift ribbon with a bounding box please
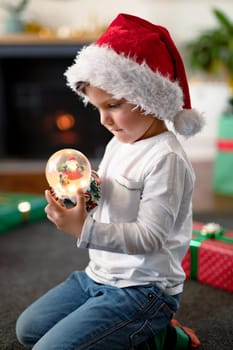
[190,228,233,280]
[217,139,233,152]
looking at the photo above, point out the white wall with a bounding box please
[0,0,230,44]
[1,0,233,161]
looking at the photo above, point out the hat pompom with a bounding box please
[173,109,205,137]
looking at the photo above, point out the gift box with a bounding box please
[213,115,233,196]
[182,222,233,292]
[0,192,47,234]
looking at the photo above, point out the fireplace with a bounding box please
[0,40,112,160]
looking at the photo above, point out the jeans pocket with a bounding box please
[129,296,175,348]
[129,319,155,349]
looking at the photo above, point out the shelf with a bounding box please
[0,34,94,58]
[0,33,97,45]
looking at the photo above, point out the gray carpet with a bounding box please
[0,213,233,350]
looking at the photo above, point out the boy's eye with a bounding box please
[108,102,121,109]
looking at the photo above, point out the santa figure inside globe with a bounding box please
[58,156,85,186]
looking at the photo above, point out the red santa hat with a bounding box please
[65,13,204,137]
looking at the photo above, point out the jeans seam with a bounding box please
[74,317,132,350]
[74,297,160,350]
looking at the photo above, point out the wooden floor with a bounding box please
[0,161,233,213]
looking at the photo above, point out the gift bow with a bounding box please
[190,223,233,279]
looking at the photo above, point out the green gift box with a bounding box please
[0,192,47,233]
[213,114,233,195]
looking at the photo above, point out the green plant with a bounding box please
[186,8,233,112]
[0,0,29,15]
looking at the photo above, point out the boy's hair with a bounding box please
[75,81,89,94]
[65,13,204,137]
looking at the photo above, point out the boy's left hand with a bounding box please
[45,189,87,238]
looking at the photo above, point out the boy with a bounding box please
[16,13,203,349]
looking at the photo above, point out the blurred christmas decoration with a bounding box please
[0,0,29,33]
[0,1,106,39]
[24,22,106,40]
[0,0,29,14]
[187,8,233,197]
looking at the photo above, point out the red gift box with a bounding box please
[182,222,233,292]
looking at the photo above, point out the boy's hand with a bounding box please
[45,189,87,238]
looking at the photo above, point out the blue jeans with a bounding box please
[16,271,180,350]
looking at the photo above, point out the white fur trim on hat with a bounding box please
[65,44,183,120]
[65,44,204,136]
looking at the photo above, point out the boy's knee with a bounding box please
[16,311,37,347]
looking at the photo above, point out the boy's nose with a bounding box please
[100,111,113,126]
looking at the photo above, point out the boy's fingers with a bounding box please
[76,189,86,208]
[45,190,63,209]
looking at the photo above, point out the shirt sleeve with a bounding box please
[77,153,193,254]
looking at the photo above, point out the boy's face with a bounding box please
[84,85,162,144]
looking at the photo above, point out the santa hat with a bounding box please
[65,13,204,137]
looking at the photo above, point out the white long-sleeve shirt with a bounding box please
[78,131,195,295]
